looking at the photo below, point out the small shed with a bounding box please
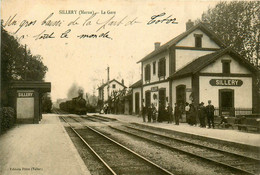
[9,81,51,124]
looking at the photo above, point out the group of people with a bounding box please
[141,100,215,129]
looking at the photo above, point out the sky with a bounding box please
[1,0,220,101]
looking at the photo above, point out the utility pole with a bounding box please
[107,66,110,100]
[24,44,27,80]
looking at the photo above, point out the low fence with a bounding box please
[214,107,253,116]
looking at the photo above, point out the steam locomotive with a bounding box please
[59,95,87,115]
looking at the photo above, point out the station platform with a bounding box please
[0,114,91,175]
[92,113,260,147]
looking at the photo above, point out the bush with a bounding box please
[0,107,16,134]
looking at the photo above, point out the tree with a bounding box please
[42,93,52,113]
[1,26,48,106]
[1,27,48,82]
[197,1,260,68]
[197,2,260,112]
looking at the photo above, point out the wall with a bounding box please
[199,76,252,108]
[176,29,220,48]
[174,29,220,71]
[200,54,251,74]
[142,51,169,84]
[175,50,215,71]
[143,82,169,110]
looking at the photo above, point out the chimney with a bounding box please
[186,19,194,31]
[154,42,160,50]
[121,79,124,85]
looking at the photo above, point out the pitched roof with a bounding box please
[97,79,127,89]
[169,47,258,79]
[137,22,226,63]
[129,79,142,88]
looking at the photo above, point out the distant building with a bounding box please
[130,80,142,115]
[133,20,259,117]
[98,79,127,103]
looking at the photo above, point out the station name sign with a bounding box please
[17,92,34,98]
[209,79,243,86]
[151,86,158,92]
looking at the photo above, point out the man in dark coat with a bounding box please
[189,102,197,126]
[174,103,180,125]
[167,103,173,123]
[147,104,152,122]
[141,104,147,122]
[206,100,215,128]
[198,102,206,127]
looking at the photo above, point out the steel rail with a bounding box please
[70,116,174,175]
[61,116,117,175]
[109,125,258,175]
[126,125,260,163]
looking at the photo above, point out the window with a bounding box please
[153,61,156,74]
[145,64,151,81]
[112,84,116,88]
[222,60,231,73]
[194,34,203,48]
[158,58,166,77]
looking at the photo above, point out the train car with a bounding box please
[59,95,87,115]
[72,96,87,115]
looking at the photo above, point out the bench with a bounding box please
[215,116,235,129]
[233,118,260,132]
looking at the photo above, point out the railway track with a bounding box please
[109,124,260,175]
[81,115,111,122]
[61,116,174,175]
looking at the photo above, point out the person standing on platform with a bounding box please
[185,102,190,124]
[201,102,206,127]
[206,100,215,128]
[174,103,180,125]
[157,102,163,122]
[152,103,157,123]
[198,102,206,127]
[166,103,173,123]
[189,102,197,126]
[141,104,147,122]
[147,104,152,122]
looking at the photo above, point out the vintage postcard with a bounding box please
[1,0,259,175]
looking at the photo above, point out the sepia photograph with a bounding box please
[0,0,260,174]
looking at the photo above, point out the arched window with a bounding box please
[158,58,166,77]
[145,64,151,81]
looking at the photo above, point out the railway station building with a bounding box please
[131,20,259,116]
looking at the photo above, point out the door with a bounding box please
[219,89,234,116]
[176,85,186,105]
[159,88,166,121]
[159,88,166,108]
[135,92,140,114]
[145,91,151,107]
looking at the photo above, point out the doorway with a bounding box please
[176,85,186,105]
[145,91,151,107]
[135,92,140,114]
[219,89,234,116]
[159,88,166,108]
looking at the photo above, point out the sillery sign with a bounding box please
[209,79,243,86]
[17,92,34,98]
